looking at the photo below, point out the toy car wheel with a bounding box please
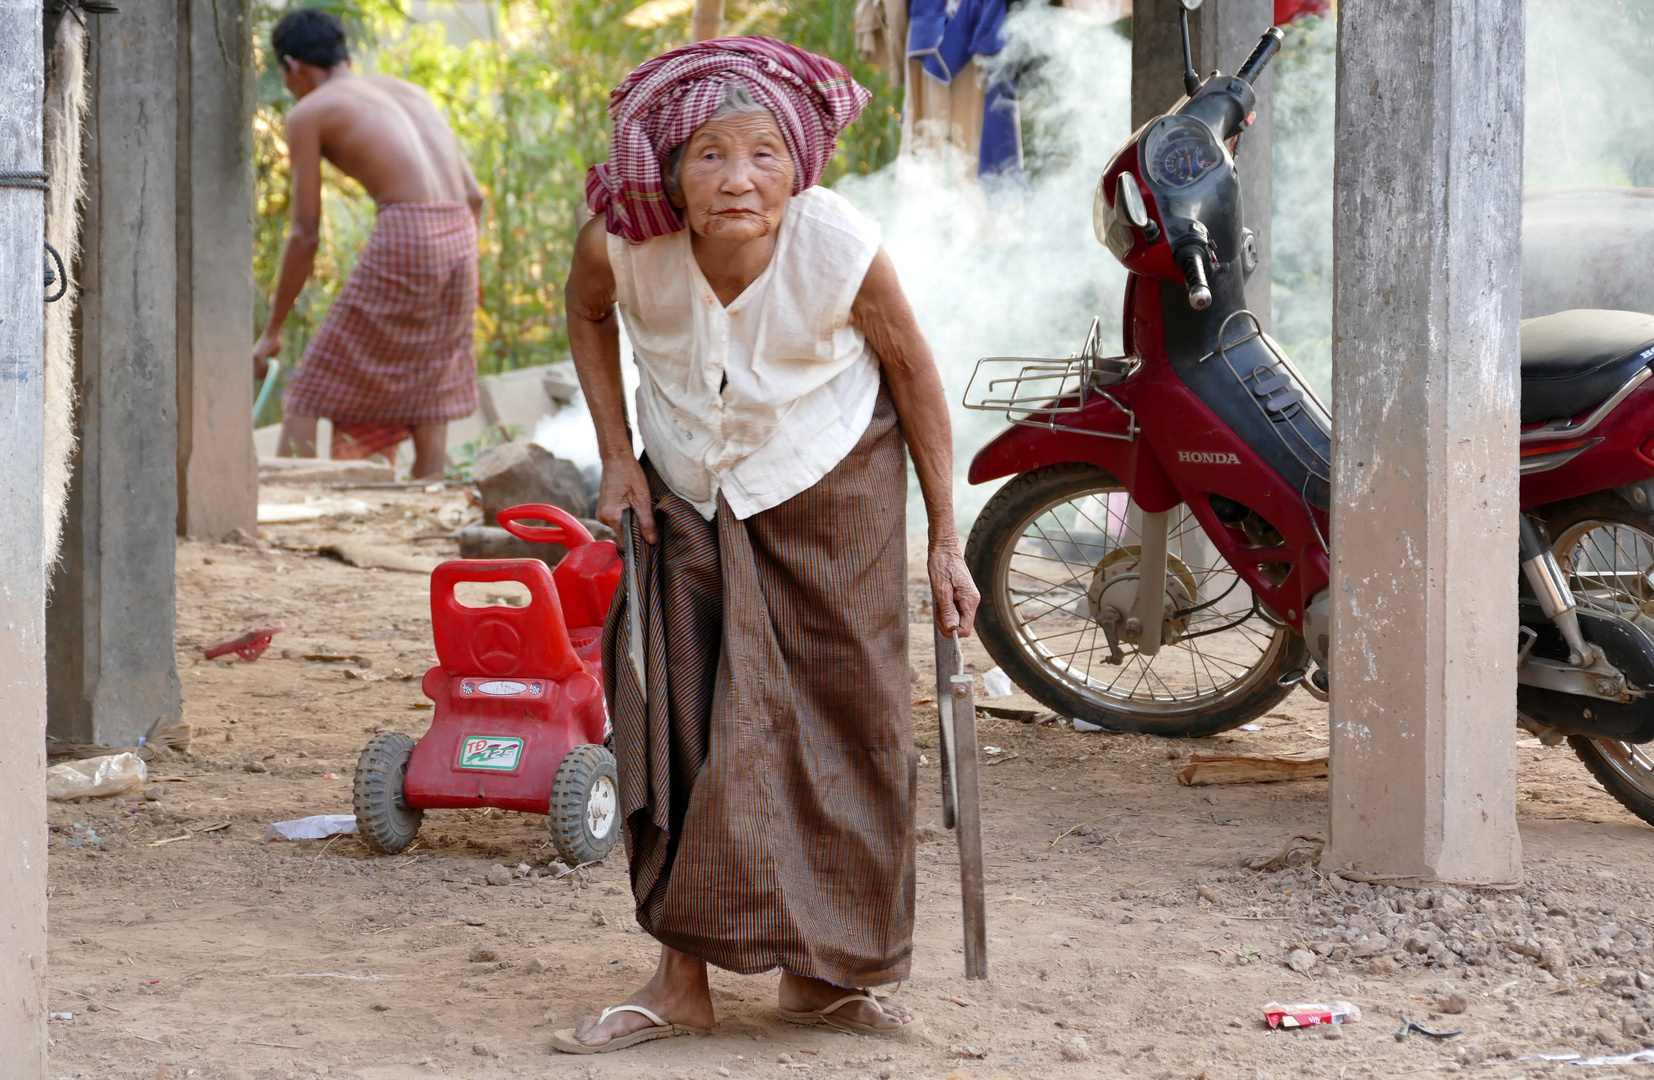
[549,744,619,865]
[354,732,423,854]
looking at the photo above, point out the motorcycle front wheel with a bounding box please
[965,463,1307,738]
[1542,493,1654,827]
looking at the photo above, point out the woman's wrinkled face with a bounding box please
[670,111,795,243]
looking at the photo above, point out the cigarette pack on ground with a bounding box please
[1262,1001,1361,1029]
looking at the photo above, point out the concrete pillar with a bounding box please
[47,0,183,747]
[1131,0,1275,327]
[1325,0,1524,885]
[0,0,50,1070]
[175,0,257,540]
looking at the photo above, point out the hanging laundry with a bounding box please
[854,0,909,87]
[901,0,1023,189]
[896,0,986,188]
[919,0,1002,84]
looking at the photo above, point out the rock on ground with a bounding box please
[472,441,592,522]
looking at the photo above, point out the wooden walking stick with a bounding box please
[934,625,988,979]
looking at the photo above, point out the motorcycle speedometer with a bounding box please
[1144,117,1223,190]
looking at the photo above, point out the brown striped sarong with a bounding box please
[601,390,915,988]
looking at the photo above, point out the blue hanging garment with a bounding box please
[915,0,1024,189]
[978,75,1024,190]
[906,0,949,64]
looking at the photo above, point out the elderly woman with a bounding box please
[553,37,978,1055]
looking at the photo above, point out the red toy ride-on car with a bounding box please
[352,504,623,865]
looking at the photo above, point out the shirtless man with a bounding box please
[253,8,483,479]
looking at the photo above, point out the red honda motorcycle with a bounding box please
[962,11,1654,826]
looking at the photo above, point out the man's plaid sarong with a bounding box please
[283,202,480,426]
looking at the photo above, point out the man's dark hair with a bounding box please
[271,8,350,69]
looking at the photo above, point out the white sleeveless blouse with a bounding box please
[608,186,884,520]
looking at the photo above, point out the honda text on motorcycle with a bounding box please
[961,3,1654,826]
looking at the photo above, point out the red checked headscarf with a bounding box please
[586,36,872,245]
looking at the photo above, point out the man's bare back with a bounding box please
[289,73,474,206]
[254,10,484,480]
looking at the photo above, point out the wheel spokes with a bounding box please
[998,490,1286,713]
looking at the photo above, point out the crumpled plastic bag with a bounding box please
[47,752,147,800]
[981,667,1015,698]
[264,815,358,841]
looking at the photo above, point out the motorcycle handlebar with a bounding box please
[1176,246,1213,311]
[1237,27,1285,85]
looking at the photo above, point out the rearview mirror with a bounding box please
[1115,173,1149,228]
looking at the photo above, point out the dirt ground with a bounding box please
[41,480,1654,1080]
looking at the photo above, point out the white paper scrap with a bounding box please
[1520,1050,1654,1066]
[264,814,358,841]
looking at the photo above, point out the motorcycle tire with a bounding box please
[1535,493,1654,827]
[965,463,1306,738]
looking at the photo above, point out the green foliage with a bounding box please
[252,0,901,408]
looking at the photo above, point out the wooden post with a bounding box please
[175,0,257,540]
[0,0,51,1071]
[692,0,724,42]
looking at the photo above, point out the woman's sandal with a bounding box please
[779,991,907,1036]
[550,1004,713,1055]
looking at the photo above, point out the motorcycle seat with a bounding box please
[1521,309,1654,424]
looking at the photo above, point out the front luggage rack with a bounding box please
[962,317,1139,441]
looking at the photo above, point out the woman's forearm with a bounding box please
[884,362,959,544]
[854,250,959,545]
[874,312,980,634]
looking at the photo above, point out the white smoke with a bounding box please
[836,5,1342,528]
[533,325,641,469]
[1525,1,1654,189]
[834,3,1134,527]
[1267,14,1336,402]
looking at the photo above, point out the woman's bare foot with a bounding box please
[778,971,913,1031]
[569,946,717,1048]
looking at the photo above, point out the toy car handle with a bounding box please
[497,504,594,548]
[431,558,558,602]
